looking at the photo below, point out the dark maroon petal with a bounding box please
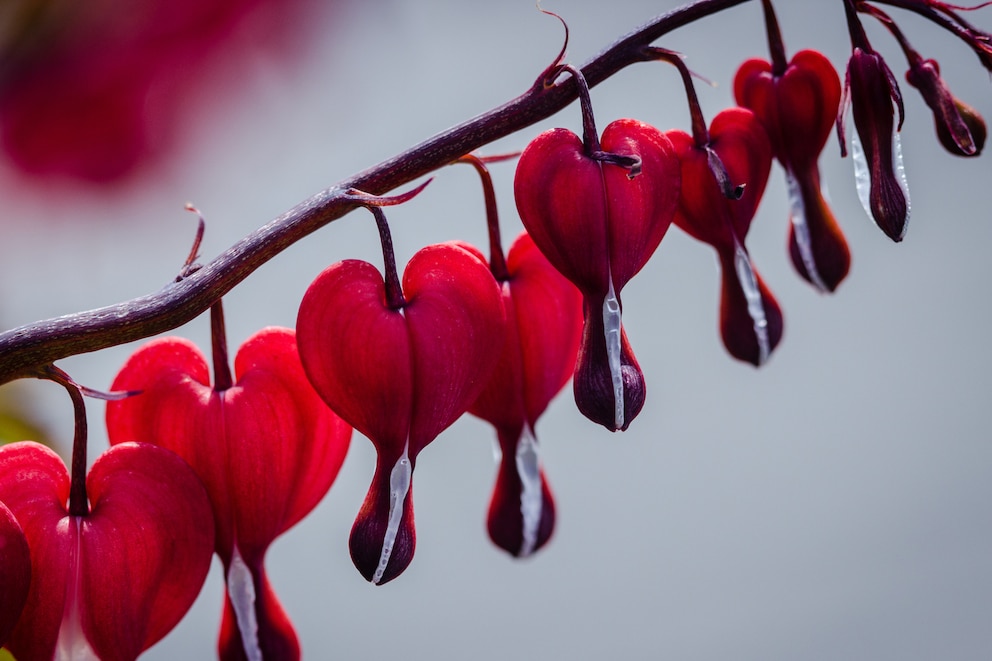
[786,168,851,292]
[572,296,646,432]
[349,453,417,586]
[906,57,986,157]
[487,428,556,558]
[847,48,910,242]
[219,559,300,661]
[717,249,785,367]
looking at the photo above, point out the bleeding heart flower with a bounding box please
[106,325,351,660]
[735,49,851,292]
[514,116,680,431]
[297,241,505,584]
[0,441,214,661]
[837,2,911,243]
[668,107,783,366]
[468,230,583,557]
[905,56,986,158]
[0,499,30,648]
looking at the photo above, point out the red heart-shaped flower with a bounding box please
[669,107,783,365]
[0,441,214,661]
[297,241,505,583]
[735,51,851,292]
[514,118,680,430]
[468,231,582,557]
[106,327,351,660]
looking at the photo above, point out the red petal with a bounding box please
[0,500,30,646]
[297,259,412,455]
[0,441,214,661]
[470,231,583,433]
[735,50,841,171]
[671,108,773,251]
[80,442,214,661]
[0,442,75,661]
[600,118,681,290]
[225,328,351,562]
[514,128,611,297]
[401,243,506,456]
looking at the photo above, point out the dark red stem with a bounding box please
[458,155,509,282]
[210,300,234,391]
[845,0,874,51]
[39,366,90,516]
[643,47,711,148]
[761,0,789,75]
[370,206,406,310]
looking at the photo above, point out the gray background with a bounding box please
[1,1,991,659]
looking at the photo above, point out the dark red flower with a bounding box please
[905,56,986,157]
[0,441,214,661]
[296,242,505,584]
[107,327,352,660]
[669,107,783,366]
[514,118,680,431]
[839,47,911,242]
[467,231,582,557]
[735,50,851,292]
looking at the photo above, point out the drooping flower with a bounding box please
[668,107,783,366]
[107,324,352,660]
[514,67,680,432]
[0,441,214,661]
[905,56,986,157]
[296,241,505,584]
[837,2,911,242]
[0,499,30,648]
[467,231,583,557]
[735,49,851,292]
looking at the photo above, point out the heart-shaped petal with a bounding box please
[466,231,582,557]
[670,107,773,251]
[0,499,30,648]
[734,51,850,292]
[0,441,214,661]
[514,119,680,299]
[669,108,782,365]
[734,50,841,171]
[469,231,583,434]
[106,327,351,658]
[297,241,505,583]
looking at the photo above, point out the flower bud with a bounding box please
[843,47,910,242]
[905,57,986,157]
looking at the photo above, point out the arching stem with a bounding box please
[457,154,509,282]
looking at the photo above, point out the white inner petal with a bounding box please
[55,518,99,661]
[515,424,543,558]
[227,545,263,661]
[372,442,412,585]
[733,243,771,366]
[850,128,911,239]
[784,169,828,293]
[891,130,912,238]
[850,135,873,223]
[602,277,624,430]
